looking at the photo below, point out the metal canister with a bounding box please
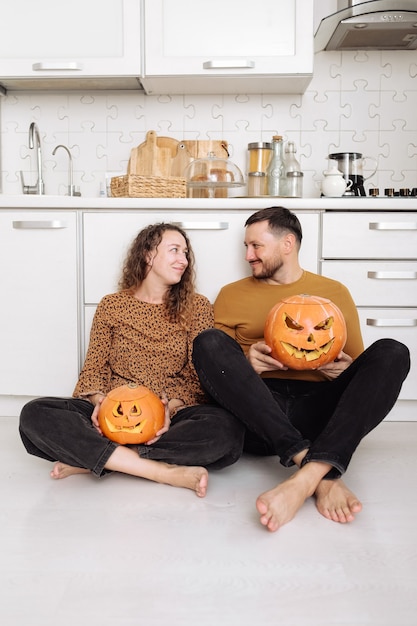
[247,142,272,196]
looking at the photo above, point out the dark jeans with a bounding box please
[192,329,410,479]
[19,396,245,477]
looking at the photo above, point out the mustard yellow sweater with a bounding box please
[214,271,364,382]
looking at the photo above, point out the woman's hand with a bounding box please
[318,350,352,380]
[89,392,105,435]
[247,341,288,375]
[146,393,182,445]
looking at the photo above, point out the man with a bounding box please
[192,206,410,532]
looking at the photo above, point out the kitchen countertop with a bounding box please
[1,194,417,211]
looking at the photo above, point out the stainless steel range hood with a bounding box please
[315,1,417,51]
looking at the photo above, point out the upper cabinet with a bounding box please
[0,0,142,90]
[141,0,313,94]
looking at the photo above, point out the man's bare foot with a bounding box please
[50,462,90,479]
[256,461,333,532]
[162,465,208,497]
[256,473,315,532]
[315,478,362,523]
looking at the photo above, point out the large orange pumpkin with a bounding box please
[98,383,165,445]
[264,294,347,370]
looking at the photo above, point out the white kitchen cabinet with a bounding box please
[357,308,417,402]
[82,210,319,355]
[0,212,79,398]
[320,211,417,415]
[141,0,313,94]
[0,0,141,89]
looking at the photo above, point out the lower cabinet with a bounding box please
[357,308,417,402]
[2,206,414,421]
[0,212,79,400]
[321,211,417,416]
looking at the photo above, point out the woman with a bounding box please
[19,223,244,496]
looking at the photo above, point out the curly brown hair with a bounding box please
[119,223,196,329]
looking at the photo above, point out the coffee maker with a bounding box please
[328,152,377,196]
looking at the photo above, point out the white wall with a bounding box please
[1,1,416,198]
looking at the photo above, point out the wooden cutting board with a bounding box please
[171,140,229,177]
[128,130,179,177]
[127,132,229,178]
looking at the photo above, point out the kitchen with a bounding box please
[1,1,417,625]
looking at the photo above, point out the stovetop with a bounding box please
[365,187,417,198]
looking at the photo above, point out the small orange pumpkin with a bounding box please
[264,294,347,370]
[98,383,165,444]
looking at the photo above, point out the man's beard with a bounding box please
[250,257,283,280]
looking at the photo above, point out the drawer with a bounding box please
[322,212,417,259]
[358,308,417,401]
[321,260,417,306]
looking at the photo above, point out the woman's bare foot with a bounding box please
[50,459,208,496]
[104,446,209,496]
[50,462,90,479]
[158,464,209,497]
[315,478,362,523]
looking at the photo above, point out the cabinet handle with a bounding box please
[32,62,83,71]
[367,271,417,280]
[12,220,68,229]
[369,222,417,231]
[367,318,417,327]
[202,60,255,70]
[172,221,229,230]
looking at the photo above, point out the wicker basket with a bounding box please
[110,174,186,198]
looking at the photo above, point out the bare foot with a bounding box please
[315,478,362,523]
[162,465,209,497]
[256,473,313,532]
[50,462,90,480]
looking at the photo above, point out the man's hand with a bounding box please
[247,341,288,375]
[318,350,352,380]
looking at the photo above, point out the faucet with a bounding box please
[52,144,79,196]
[20,122,45,195]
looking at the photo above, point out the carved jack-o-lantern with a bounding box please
[264,294,347,370]
[98,383,165,444]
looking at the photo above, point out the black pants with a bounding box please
[19,396,245,477]
[192,329,410,479]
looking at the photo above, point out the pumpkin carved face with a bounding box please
[98,383,165,445]
[264,294,347,370]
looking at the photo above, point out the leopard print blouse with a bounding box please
[73,290,213,406]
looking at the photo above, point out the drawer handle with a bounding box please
[203,59,255,69]
[369,222,417,231]
[367,318,417,327]
[12,220,68,229]
[32,62,83,71]
[172,222,229,230]
[367,271,417,280]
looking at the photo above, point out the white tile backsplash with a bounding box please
[1,49,417,198]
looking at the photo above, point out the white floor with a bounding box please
[2,416,417,626]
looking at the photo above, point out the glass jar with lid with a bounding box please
[247,142,273,174]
